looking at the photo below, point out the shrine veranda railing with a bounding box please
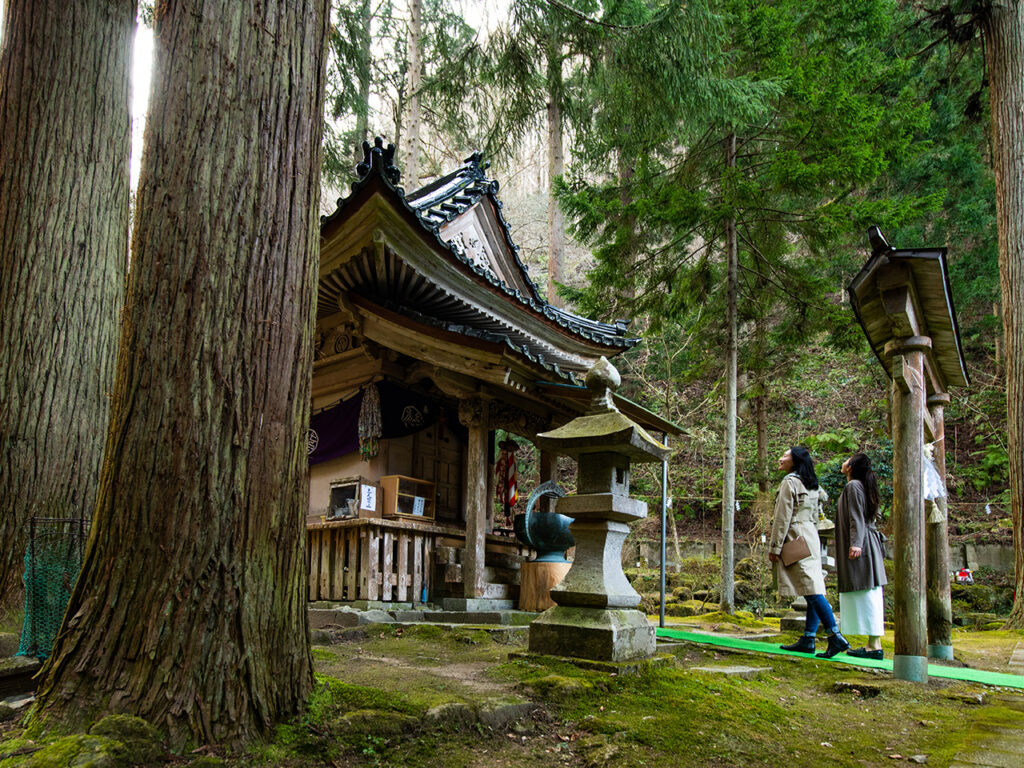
[306,517,527,603]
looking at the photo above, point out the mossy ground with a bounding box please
[2,624,1021,767]
[231,624,1024,766]
[291,625,1022,767]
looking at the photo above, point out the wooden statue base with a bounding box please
[519,561,571,612]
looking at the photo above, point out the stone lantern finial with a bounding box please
[585,357,620,414]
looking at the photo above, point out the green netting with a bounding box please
[17,517,88,660]
[657,627,1024,689]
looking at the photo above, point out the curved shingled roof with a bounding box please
[319,138,638,357]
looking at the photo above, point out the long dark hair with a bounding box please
[789,446,819,490]
[848,452,880,522]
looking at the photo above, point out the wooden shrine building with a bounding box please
[306,138,679,608]
[848,226,969,682]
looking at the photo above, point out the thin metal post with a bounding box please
[660,434,669,628]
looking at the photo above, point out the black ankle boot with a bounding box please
[781,635,816,653]
[816,632,850,659]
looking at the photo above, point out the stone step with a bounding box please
[310,600,431,612]
[1007,641,1024,669]
[441,597,515,612]
[480,581,517,600]
[0,656,41,698]
[689,665,770,680]
[418,610,537,626]
[484,565,519,585]
[485,551,525,570]
[421,610,511,625]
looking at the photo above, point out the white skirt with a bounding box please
[839,586,884,636]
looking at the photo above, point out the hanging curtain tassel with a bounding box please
[358,382,382,460]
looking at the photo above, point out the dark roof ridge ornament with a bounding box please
[868,225,895,257]
[355,136,402,189]
[463,150,490,177]
[461,150,499,195]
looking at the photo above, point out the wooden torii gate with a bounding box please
[848,227,969,683]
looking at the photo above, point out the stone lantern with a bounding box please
[817,516,836,572]
[528,357,671,662]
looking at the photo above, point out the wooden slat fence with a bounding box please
[307,518,438,602]
[308,518,531,603]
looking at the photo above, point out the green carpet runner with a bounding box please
[656,627,1024,689]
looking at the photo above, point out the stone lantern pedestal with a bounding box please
[528,358,670,662]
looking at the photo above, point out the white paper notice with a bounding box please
[360,484,377,512]
[412,496,425,516]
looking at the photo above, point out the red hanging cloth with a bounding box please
[496,440,518,524]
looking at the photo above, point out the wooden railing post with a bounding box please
[460,397,489,599]
[926,393,954,659]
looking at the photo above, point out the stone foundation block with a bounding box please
[528,606,655,662]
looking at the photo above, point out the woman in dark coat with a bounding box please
[835,452,888,659]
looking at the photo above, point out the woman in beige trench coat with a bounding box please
[769,446,849,659]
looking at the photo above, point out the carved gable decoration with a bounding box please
[405,153,539,300]
[437,205,533,295]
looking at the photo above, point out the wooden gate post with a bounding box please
[849,227,969,684]
[926,393,954,659]
[888,339,929,682]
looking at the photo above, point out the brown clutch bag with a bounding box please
[780,536,811,566]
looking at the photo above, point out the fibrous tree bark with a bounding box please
[32,0,328,748]
[980,1,1024,628]
[720,133,737,615]
[352,0,374,164]
[546,36,565,308]
[0,0,134,604]
[404,0,423,185]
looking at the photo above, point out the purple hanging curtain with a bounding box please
[308,381,465,466]
[308,392,362,466]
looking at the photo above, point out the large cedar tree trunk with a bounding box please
[32,0,329,747]
[0,0,134,603]
[981,3,1024,628]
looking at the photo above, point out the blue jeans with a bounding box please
[803,594,839,636]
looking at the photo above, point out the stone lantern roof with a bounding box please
[533,358,670,463]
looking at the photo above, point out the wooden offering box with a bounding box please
[329,476,379,519]
[380,475,435,521]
